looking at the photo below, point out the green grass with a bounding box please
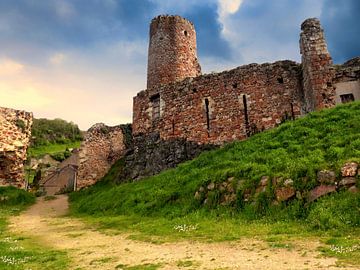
[319,237,360,266]
[69,102,360,263]
[27,140,81,158]
[70,102,360,218]
[0,187,70,270]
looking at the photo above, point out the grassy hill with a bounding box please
[28,118,83,160]
[69,102,360,250]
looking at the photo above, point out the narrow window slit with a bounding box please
[242,95,250,137]
[205,98,210,136]
[290,103,295,120]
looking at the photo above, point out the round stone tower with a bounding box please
[147,15,201,89]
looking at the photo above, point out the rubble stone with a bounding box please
[307,185,336,202]
[339,177,357,187]
[341,162,358,177]
[275,187,295,202]
[317,170,336,184]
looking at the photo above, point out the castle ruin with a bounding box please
[125,16,360,180]
[1,15,359,190]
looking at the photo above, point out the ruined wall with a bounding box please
[134,60,303,145]
[0,107,33,188]
[300,18,336,112]
[123,132,216,180]
[333,57,360,104]
[147,15,201,89]
[76,123,131,189]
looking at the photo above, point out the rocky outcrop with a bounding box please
[0,107,33,188]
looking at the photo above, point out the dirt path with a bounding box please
[9,195,354,270]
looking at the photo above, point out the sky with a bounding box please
[0,0,359,130]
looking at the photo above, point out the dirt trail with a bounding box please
[9,195,354,270]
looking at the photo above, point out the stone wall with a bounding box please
[122,132,216,180]
[76,123,131,189]
[300,18,336,112]
[333,57,360,104]
[134,60,303,145]
[147,15,201,89]
[0,107,33,188]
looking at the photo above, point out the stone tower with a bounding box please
[300,18,336,112]
[147,15,201,89]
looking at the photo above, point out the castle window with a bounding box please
[204,98,210,134]
[340,93,354,104]
[184,30,188,36]
[150,94,160,120]
[277,77,284,84]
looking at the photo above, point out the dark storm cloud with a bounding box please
[184,3,232,60]
[0,0,156,64]
[321,0,360,63]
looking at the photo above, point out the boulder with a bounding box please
[307,185,336,202]
[207,182,215,190]
[260,176,269,186]
[341,162,358,177]
[283,179,294,187]
[317,170,336,184]
[339,177,357,187]
[275,187,295,202]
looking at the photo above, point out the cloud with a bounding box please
[320,0,360,63]
[218,0,243,17]
[216,0,324,65]
[0,84,51,110]
[50,53,66,65]
[0,58,24,76]
[54,0,75,20]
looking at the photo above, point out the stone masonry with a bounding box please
[300,18,336,112]
[76,123,131,189]
[134,60,303,145]
[126,15,360,181]
[0,107,33,188]
[147,15,201,89]
[134,17,334,146]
